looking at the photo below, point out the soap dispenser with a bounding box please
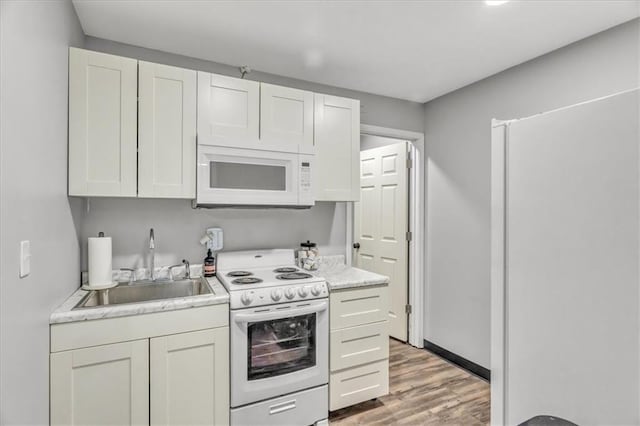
[203,249,216,277]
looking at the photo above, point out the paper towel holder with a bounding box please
[83,231,117,291]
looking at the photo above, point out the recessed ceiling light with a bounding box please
[485,0,510,5]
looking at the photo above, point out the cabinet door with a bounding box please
[150,327,230,426]
[260,83,314,153]
[198,72,259,147]
[68,47,137,197]
[314,94,360,201]
[50,339,149,426]
[138,61,196,198]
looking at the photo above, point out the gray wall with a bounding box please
[0,1,85,424]
[80,199,347,270]
[80,36,425,270]
[424,19,639,368]
[360,134,406,151]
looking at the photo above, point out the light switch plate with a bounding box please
[20,240,30,278]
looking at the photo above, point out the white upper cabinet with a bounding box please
[260,83,314,153]
[197,72,260,147]
[68,48,137,197]
[314,94,360,201]
[68,48,361,203]
[138,61,196,198]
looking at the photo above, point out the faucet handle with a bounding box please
[182,259,191,279]
[168,264,186,281]
[119,268,135,284]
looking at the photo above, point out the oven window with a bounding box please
[209,161,286,191]
[248,313,316,380]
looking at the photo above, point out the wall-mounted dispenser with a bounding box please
[199,227,224,251]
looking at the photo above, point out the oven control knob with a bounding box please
[241,292,254,306]
[271,289,283,301]
[298,287,309,298]
[311,284,323,296]
[285,288,296,299]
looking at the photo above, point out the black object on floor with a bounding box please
[518,415,578,426]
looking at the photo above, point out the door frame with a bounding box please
[347,124,425,348]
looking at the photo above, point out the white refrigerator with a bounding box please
[491,89,639,425]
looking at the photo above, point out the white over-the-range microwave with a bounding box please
[195,144,314,208]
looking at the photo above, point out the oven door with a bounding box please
[197,145,313,206]
[230,299,329,407]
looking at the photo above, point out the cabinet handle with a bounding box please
[353,242,361,249]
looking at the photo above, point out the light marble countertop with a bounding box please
[50,276,229,324]
[314,255,390,291]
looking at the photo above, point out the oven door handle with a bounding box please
[233,300,328,324]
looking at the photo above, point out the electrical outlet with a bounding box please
[20,240,30,278]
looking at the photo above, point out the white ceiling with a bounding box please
[72,0,639,103]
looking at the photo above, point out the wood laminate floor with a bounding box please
[329,339,490,425]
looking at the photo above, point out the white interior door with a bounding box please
[354,142,409,341]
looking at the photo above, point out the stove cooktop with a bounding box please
[215,249,328,309]
[218,265,323,292]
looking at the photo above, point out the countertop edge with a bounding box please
[315,266,390,291]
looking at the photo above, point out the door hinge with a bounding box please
[406,231,412,242]
[405,304,412,314]
[406,152,413,169]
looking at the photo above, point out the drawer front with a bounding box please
[231,384,327,426]
[330,285,388,330]
[330,321,388,372]
[51,304,229,353]
[329,359,389,411]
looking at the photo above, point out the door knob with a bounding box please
[353,242,361,249]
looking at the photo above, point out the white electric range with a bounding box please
[217,249,329,426]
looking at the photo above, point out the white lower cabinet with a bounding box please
[150,328,229,425]
[50,339,150,426]
[50,304,229,426]
[329,285,390,411]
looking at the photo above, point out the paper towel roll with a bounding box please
[88,236,113,289]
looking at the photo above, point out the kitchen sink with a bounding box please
[73,278,213,309]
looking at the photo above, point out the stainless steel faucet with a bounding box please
[149,228,155,281]
[182,259,191,279]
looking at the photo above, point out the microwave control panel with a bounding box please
[299,157,314,206]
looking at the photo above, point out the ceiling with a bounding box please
[72,1,639,103]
